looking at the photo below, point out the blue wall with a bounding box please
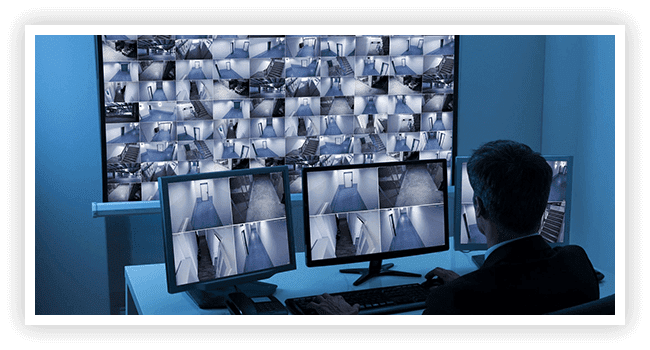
[35,35,110,314]
[456,35,546,154]
[541,35,616,274]
[34,34,616,315]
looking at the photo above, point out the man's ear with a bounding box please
[473,195,485,218]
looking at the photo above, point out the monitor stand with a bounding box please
[186,281,278,309]
[339,259,421,286]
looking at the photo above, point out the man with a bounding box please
[308,140,600,315]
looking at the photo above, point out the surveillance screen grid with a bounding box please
[101,35,456,202]
[166,170,291,286]
[305,161,447,261]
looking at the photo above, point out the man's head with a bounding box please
[467,140,553,239]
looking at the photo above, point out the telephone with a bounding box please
[226,292,288,315]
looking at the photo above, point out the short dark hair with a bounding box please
[466,140,553,235]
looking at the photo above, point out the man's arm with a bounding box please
[425,267,460,284]
[306,294,360,315]
[305,267,461,315]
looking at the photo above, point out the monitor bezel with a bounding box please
[453,155,574,251]
[158,165,297,294]
[302,158,450,268]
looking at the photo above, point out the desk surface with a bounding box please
[125,248,615,315]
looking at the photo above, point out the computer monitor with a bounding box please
[158,165,296,308]
[302,158,449,286]
[453,155,574,266]
[97,34,459,204]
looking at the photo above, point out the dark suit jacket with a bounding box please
[422,235,600,315]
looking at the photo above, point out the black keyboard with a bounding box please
[285,283,430,315]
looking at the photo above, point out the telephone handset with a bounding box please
[226,292,288,315]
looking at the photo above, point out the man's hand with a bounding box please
[306,293,360,315]
[425,267,460,284]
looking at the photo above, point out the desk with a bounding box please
[125,250,615,315]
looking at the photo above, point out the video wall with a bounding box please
[99,35,457,202]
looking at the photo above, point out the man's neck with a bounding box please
[484,232,539,261]
[483,220,531,249]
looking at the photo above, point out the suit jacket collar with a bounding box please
[482,235,553,269]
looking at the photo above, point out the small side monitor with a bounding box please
[453,155,574,253]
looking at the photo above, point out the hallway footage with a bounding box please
[243,226,274,272]
[244,174,286,222]
[100,35,456,202]
[330,182,368,213]
[304,160,447,261]
[393,164,444,207]
[162,168,292,287]
[191,194,223,230]
[389,211,425,251]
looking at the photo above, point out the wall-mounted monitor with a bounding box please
[97,34,459,203]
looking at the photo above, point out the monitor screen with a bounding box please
[158,165,296,306]
[97,34,458,203]
[453,155,574,252]
[302,159,449,285]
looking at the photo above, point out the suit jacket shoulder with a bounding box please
[423,236,600,315]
